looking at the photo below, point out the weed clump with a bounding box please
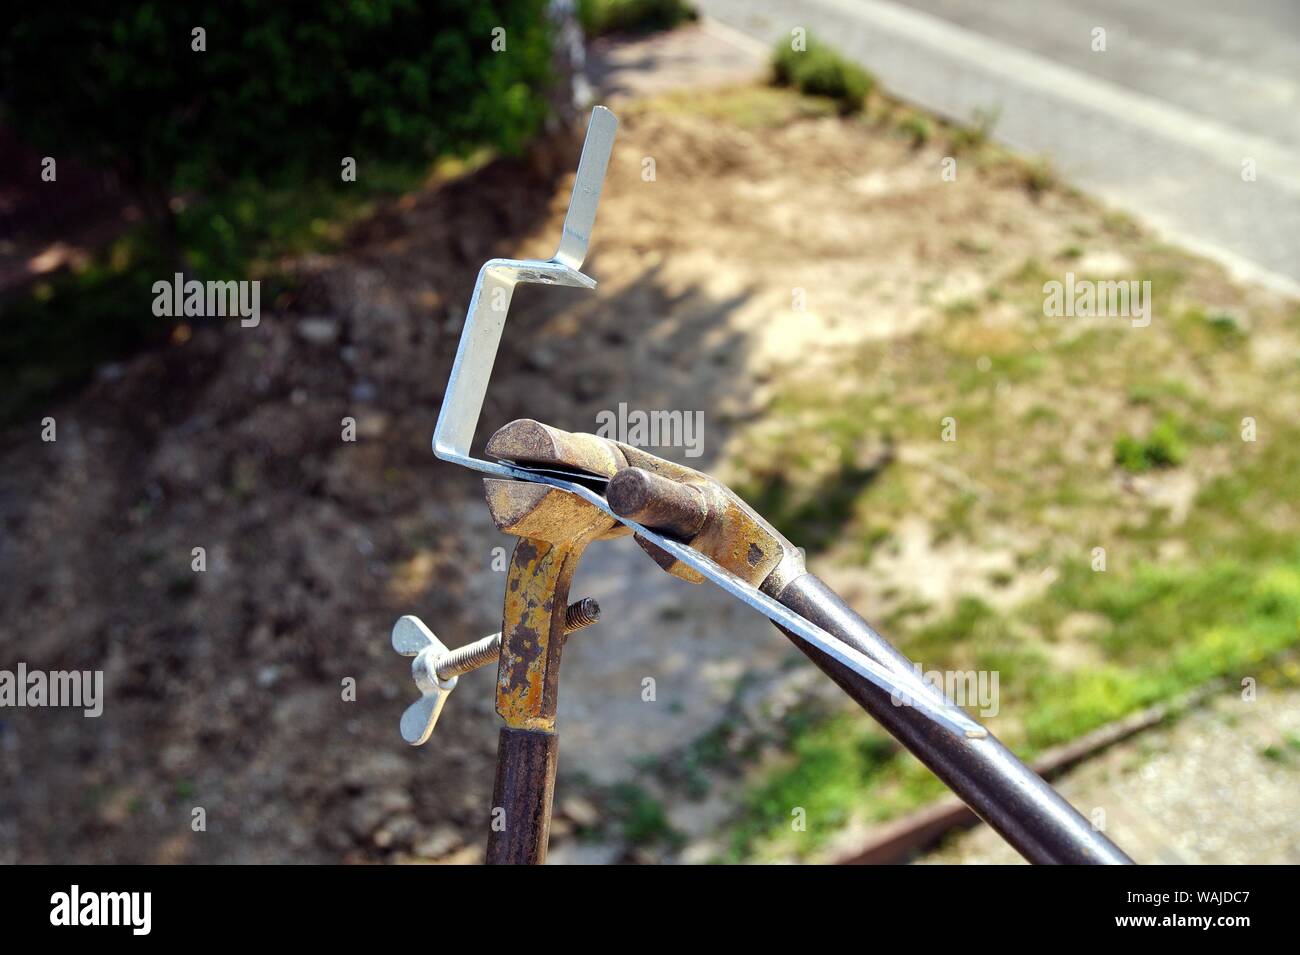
[1114,417,1187,472]
[772,38,874,114]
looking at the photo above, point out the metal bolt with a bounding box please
[391,599,601,745]
[562,596,602,631]
[435,597,601,681]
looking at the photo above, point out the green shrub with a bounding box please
[771,38,873,114]
[2,3,555,227]
[606,783,683,847]
[1205,311,1242,336]
[1114,417,1188,472]
[897,113,933,147]
[578,0,697,36]
[1,2,557,420]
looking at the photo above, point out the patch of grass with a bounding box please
[724,716,924,860]
[605,783,685,848]
[1024,403,1061,425]
[955,236,992,256]
[1025,559,1300,747]
[856,524,895,564]
[715,169,1300,857]
[739,463,879,554]
[1,231,178,422]
[1019,156,1057,197]
[177,166,427,276]
[882,597,935,632]
[1205,311,1242,336]
[950,106,999,153]
[1127,378,1193,407]
[933,490,980,544]
[1180,305,1246,347]
[914,596,996,655]
[733,419,895,555]
[772,38,874,115]
[577,0,697,36]
[727,553,1300,859]
[1113,416,1188,472]
[942,297,980,319]
[666,716,753,800]
[1260,743,1289,762]
[896,113,933,148]
[1009,256,1053,288]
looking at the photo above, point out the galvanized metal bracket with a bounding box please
[433,106,617,467]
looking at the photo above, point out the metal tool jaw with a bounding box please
[398,104,986,749]
[485,484,614,732]
[484,418,804,590]
[386,104,1133,869]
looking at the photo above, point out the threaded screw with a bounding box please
[563,597,602,631]
[435,598,601,681]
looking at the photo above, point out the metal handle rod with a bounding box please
[770,572,1134,865]
[598,456,1127,861]
[486,727,558,865]
[455,463,1130,862]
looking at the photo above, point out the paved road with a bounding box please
[898,0,1300,152]
[693,0,1300,294]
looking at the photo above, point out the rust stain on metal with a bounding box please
[485,479,613,543]
[497,538,561,726]
[501,622,542,696]
[484,420,802,732]
[489,469,616,733]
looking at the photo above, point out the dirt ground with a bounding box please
[2,73,1294,862]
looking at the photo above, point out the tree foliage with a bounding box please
[2,1,555,196]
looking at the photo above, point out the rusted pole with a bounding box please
[486,728,559,865]
[480,476,617,865]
